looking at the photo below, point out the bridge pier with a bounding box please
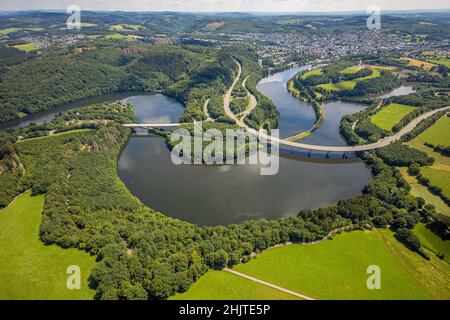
[308,150,312,158]
[326,151,330,159]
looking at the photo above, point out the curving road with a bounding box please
[223,59,247,127]
[239,75,258,120]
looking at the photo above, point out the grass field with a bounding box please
[110,24,141,32]
[428,58,450,68]
[413,224,450,263]
[421,167,450,199]
[13,43,38,52]
[17,129,93,143]
[370,103,416,131]
[400,57,436,70]
[317,70,380,92]
[399,167,450,216]
[105,33,142,40]
[0,27,43,35]
[231,230,432,300]
[417,115,450,147]
[0,192,96,300]
[170,270,300,300]
[302,68,323,78]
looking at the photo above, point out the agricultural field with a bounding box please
[0,27,44,35]
[413,224,450,263]
[317,70,380,92]
[105,33,142,40]
[426,57,450,68]
[370,103,416,131]
[13,43,38,52]
[340,66,364,74]
[232,231,435,300]
[399,167,450,216]
[110,24,142,32]
[417,115,450,147]
[302,68,323,78]
[421,167,450,199]
[0,192,96,300]
[400,57,437,70]
[170,270,300,300]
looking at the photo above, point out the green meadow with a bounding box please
[233,231,433,300]
[317,70,380,92]
[421,167,450,199]
[13,43,38,52]
[170,270,300,300]
[413,224,450,263]
[0,192,96,300]
[428,58,450,68]
[302,68,323,78]
[418,115,450,147]
[174,230,450,300]
[370,103,416,131]
[399,167,450,216]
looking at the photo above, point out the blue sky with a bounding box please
[1,0,449,12]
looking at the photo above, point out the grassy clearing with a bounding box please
[399,167,450,216]
[370,103,416,131]
[233,230,432,300]
[17,129,93,143]
[428,58,450,68]
[13,43,38,52]
[302,68,323,78]
[0,192,96,300]
[170,270,300,300]
[407,139,450,170]
[400,57,436,70]
[0,27,44,35]
[317,70,380,92]
[421,167,450,199]
[413,224,450,263]
[417,115,450,147]
[340,66,364,74]
[377,229,449,299]
[110,24,141,32]
[105,33,142,40]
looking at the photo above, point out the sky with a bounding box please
[0,0,449,12]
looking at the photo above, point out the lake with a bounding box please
[118,68,372,226]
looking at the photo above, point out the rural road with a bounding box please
[223,59,247,127]
[224,268,316,300]
[240,75,258,120]
[203,98,213,122]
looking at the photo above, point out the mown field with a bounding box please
[170,270,300,300]
[400,57,436,70]
[413,224,450,263]
[417,115,450,146]
[0,192,96,300]
[176,230,450,300]
[232,230,432,300]
[302,68,323,78]
[317,70,381,92]
[13,43,38,52]
[370,103,416,131]
[427,58,450,68]
[399,167,450,216]
[421,167,450,199]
